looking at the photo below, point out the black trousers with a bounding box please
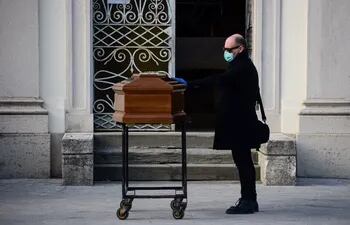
[231,148,257,201]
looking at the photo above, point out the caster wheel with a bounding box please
[171,199,187,211]
[173,209,185,219]
[170,200,177,210]
[116,208,129,220]
[120,199,132,210]
[180,202,187,210]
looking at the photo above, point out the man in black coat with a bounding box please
[176,34,260,214]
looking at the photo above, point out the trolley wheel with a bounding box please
[172,209,185,220]
[171,199,187,211]
[120,199,133,210]
[180,201,187,210]
[170,200,177,210]
[116,208,129,220]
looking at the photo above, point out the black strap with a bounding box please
[257,88,267,123]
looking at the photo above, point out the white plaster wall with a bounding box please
[0,0,51,178]
[260,0,279,112]
[0,0,39,97]
[39,0,69,133]
[307,0,350,100]
[280,0,308,133]
[296,0,350,179]
[252,0,281,132]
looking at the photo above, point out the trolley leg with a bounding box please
[121,124,126,198]
[125,125,129,189]
[181,122,187,199]
[117,123,132,220]
[171,122,187,220]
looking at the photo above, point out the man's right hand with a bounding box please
[174,77,188,86]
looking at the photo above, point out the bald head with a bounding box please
[224,34,247,56]
[224,34,247,50]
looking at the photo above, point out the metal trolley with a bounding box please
[116,122,188,220]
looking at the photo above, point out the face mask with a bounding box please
[224,50,235,62]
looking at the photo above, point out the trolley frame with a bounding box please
[116,122,188,220]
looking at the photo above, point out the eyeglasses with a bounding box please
[223,46,240,52]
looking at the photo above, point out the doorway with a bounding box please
[176,0,248,131]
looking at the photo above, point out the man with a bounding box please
[176,34,260,214]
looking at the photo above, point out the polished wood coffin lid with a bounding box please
[112,73,186,124]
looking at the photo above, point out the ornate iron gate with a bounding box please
[92,0,174,131]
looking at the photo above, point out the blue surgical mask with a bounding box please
[224,50,235,62]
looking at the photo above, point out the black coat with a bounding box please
[188,51,259,150]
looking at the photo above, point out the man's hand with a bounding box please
[174,77,188,86]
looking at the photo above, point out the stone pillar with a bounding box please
[61,0,94,185]
[65,0,93,133]
[297,0,350,178]
[258,134,296,185]
[39,0,70,178]
[0,0,50,178]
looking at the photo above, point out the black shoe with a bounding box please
[225,198,259,214]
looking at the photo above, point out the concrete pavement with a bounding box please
[0,179,349,225]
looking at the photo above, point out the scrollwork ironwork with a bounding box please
[92,0,173,131]
[93,0,171,25]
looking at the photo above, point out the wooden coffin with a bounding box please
[112,73,186,124]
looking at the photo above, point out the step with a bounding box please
[94,164,260,181]
[94,132,290,152]
[94,147,259,165]
[94,132,214,151]
[94,132,261,181]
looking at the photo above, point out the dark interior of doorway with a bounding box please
[176,0,247,131]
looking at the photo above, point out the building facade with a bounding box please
[0,0,349,180]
